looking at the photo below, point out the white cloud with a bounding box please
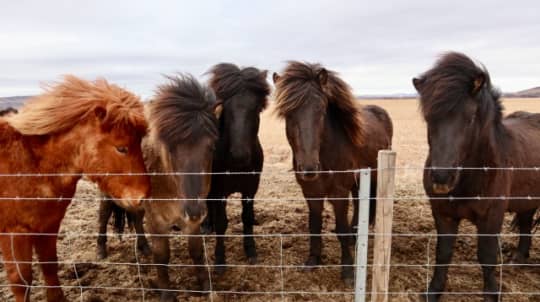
[0,0,539,97]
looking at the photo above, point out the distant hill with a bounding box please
[358,87,540,99]
[0,96,31,109]
[504,87,540,98]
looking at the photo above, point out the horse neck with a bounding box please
[319,110,353,165]
[27,125,87,188]
[466,120,508,167]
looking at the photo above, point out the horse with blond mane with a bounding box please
[0,76,150,302]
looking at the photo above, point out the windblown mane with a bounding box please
[5,75,147,135]
[207,63,270,110]
[149,74,219,151]
[274,61,364,146]
[417,52,503,124]
[0,107,17,117]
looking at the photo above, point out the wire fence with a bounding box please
[1,165,540,301]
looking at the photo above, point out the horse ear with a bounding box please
[471,73,485,95]
[213,102,223,119]
[317,68,328,87]
[94,106,106,121]
[260,70,268,79]
[412,77,425,92]
[272,72,281,84]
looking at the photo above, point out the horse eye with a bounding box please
[116,146,128,154]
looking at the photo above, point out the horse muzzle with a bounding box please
[432,183,453,195]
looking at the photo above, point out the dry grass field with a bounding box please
[1,98,540,301]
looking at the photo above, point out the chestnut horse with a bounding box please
[414,52,540,302]
[204,63,270,273]
[0,76,150,302]
[273,62,393,285]
[142,74,221,301]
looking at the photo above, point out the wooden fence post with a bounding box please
[371,150,397,302]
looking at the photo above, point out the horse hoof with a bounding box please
[342,275,354,287]
[138,244,152,257]
[509,252,528,265]
[341,267,354,286]
[198,279,211,295]
[419,293,440,302]
[200,225,213,235]
[214,263,227,276]
[96,247,107,260]
[247,256,258,265]
[303,256,321,271]
[159,292,177,302]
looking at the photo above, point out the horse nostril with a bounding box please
[431,169,453,185]
[171,225,181,231]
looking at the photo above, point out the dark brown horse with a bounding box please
[414,52,540,302]
[142,74,221,301]
[273,62,393,285]
[204,63,270,273]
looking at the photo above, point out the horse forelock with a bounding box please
[417,52,502,126]
[208,63,270,110]
[149,74,219,153]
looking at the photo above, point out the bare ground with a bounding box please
[2,98,540,301]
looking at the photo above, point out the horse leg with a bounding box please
[241,194,257,264]
[34,235,66,302]
[97,197,114,259]
[476,213,504,302]
[331,194,354,286]
[369,179,377,225]
[1,235,34,302]
[214,198,228,275]
[511,209,535,264]
[151,235,175,302]
[188,231,210,293]
[201,200,214,235]
[305,198,324,268]
[132,209,151,256]
[425,215,459,302]
[350,184,359,246]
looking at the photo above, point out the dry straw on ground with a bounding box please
[1,98,540,301]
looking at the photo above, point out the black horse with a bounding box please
[204,63,270,273]
[414,52,540,302]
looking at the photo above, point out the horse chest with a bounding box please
[431,198,503,222]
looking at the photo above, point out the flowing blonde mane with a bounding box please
[6,75,147,135]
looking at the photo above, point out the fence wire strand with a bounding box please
[1,167,540,300]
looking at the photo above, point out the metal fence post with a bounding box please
[355,168,371,302]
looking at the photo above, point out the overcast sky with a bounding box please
[1,0,539,97]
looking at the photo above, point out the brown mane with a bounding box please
[207,63,270,110]
[5,75,147,135]
[274,61,364,146]
[148,74,219,152]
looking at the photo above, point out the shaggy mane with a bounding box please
[149,74,219,151]
[274,61,364,146]
[207,63,270,110]
[417,52,503,124]
[6,75,147,135]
